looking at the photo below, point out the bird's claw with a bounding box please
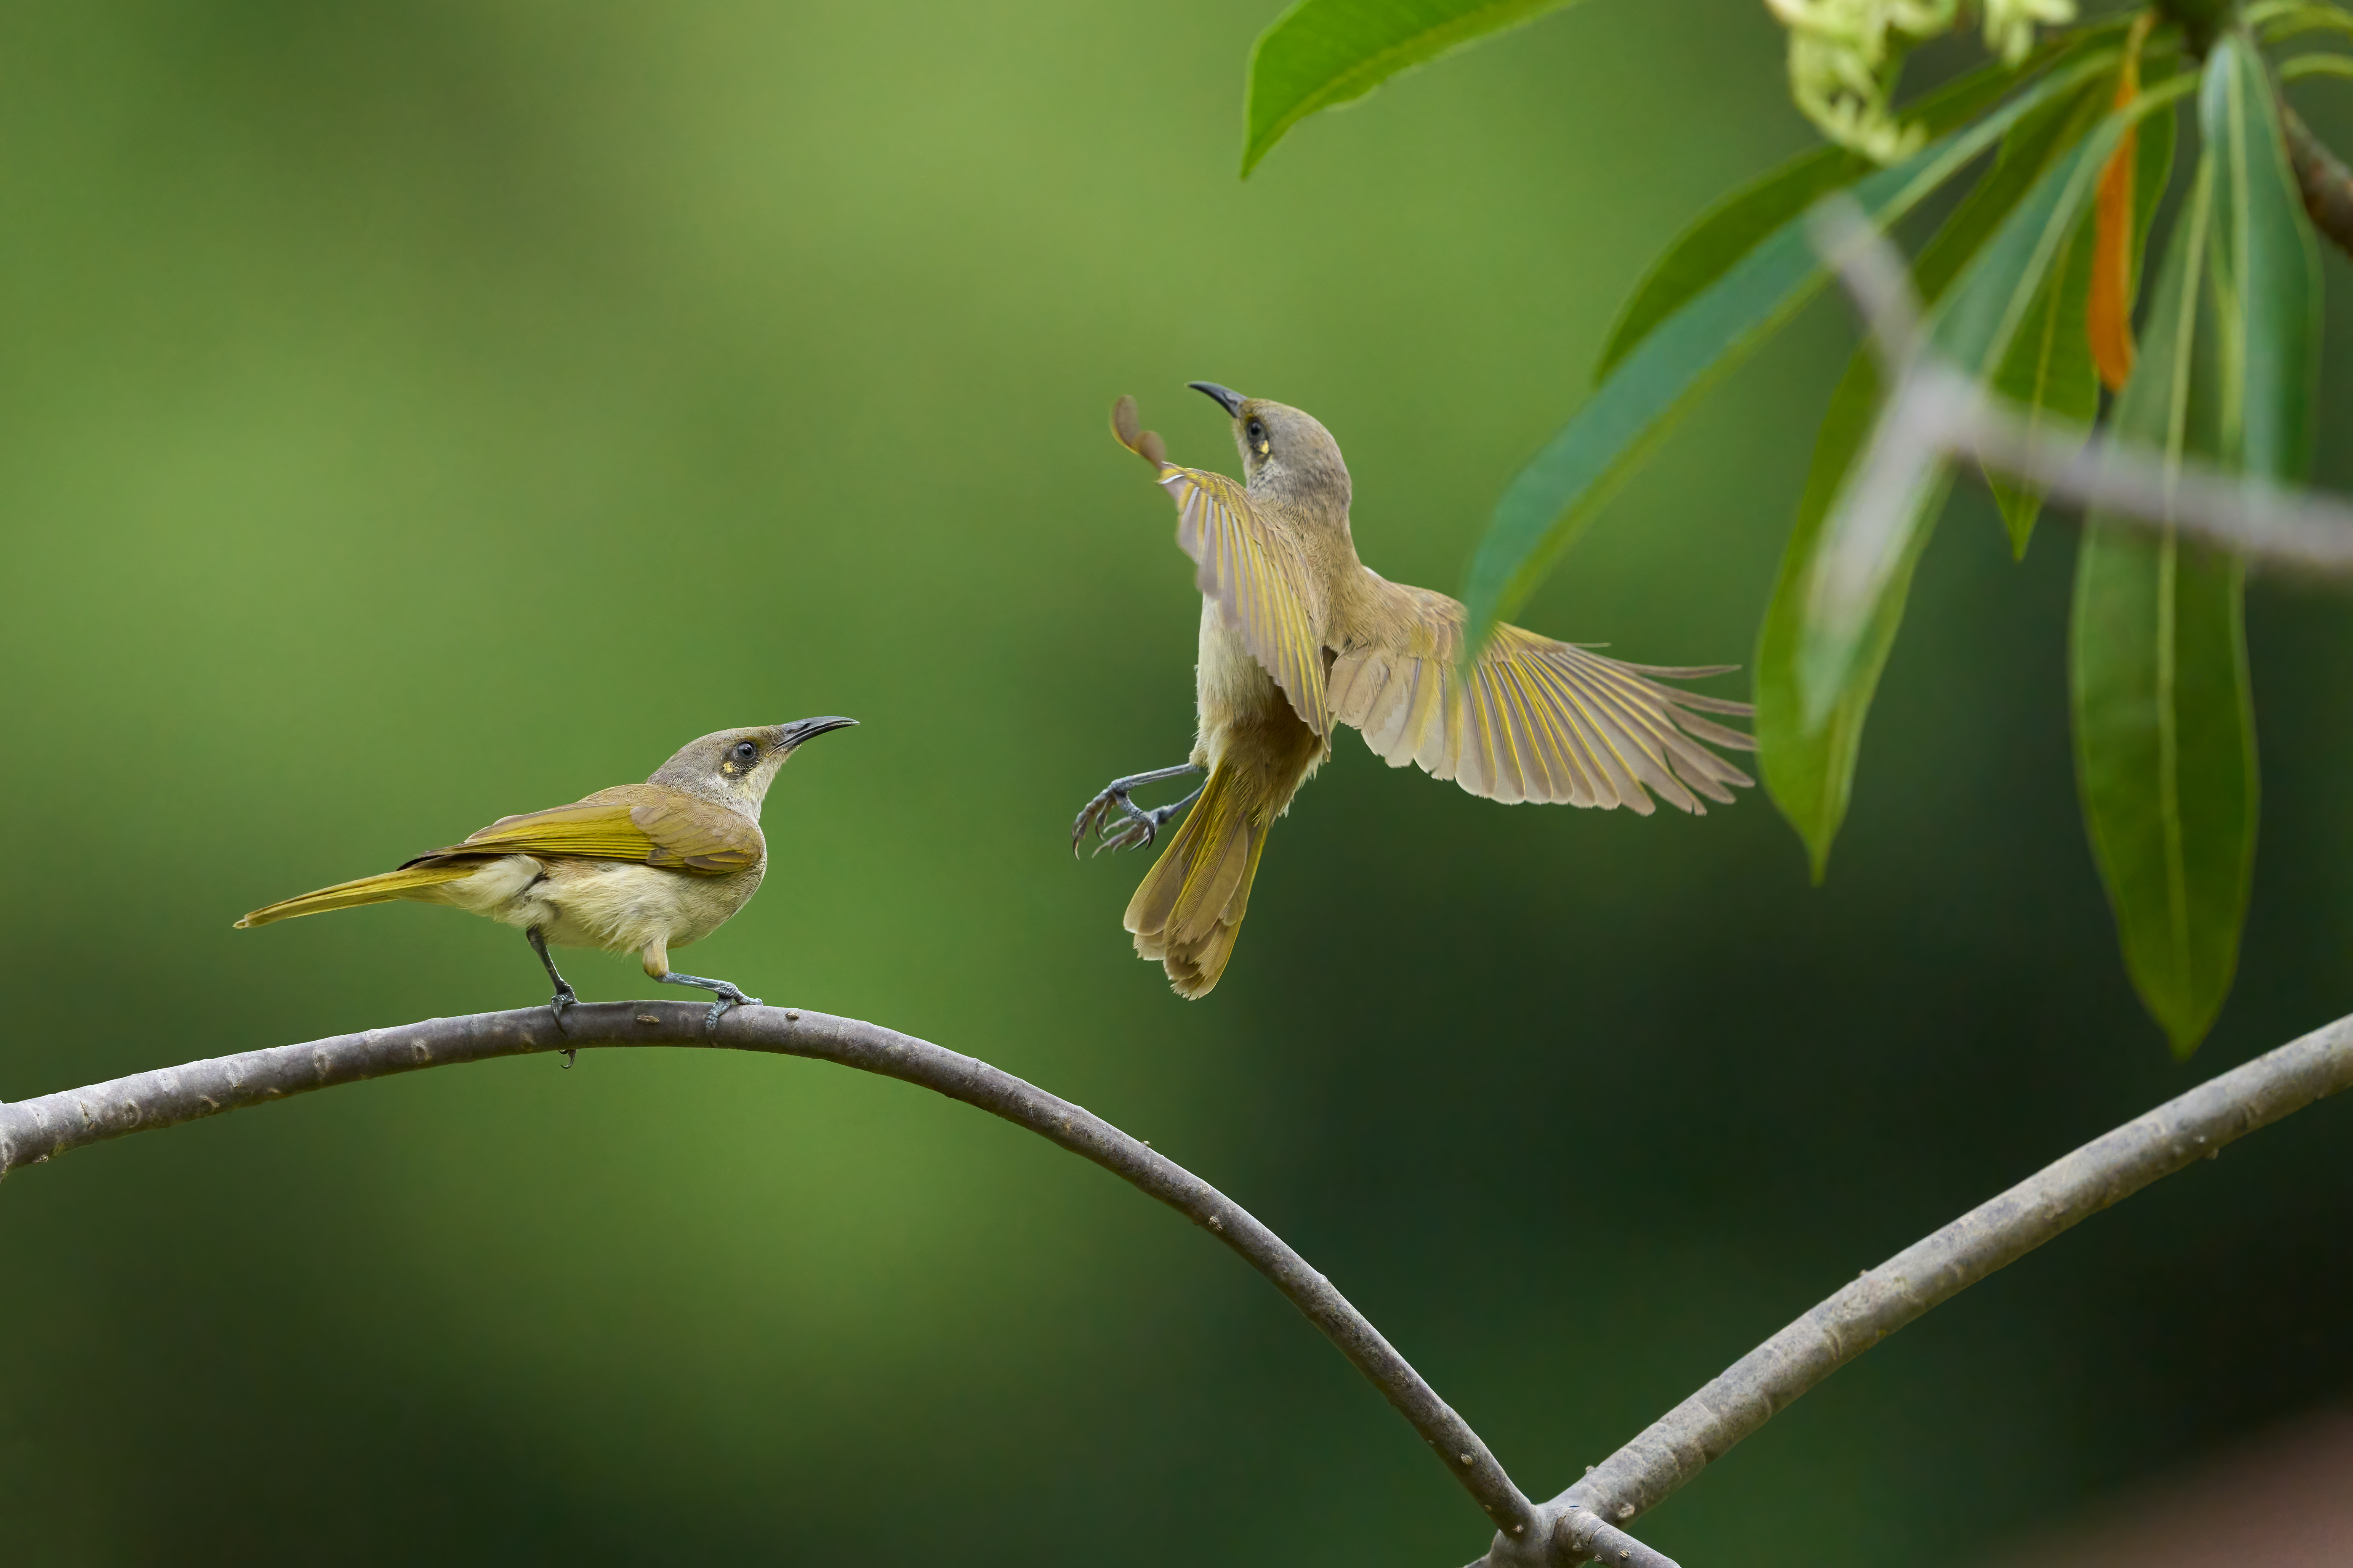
[704,985,759,1031]
[1070,790,1120,856]
[1095,809,1161,855]
[1071,786,1184,857]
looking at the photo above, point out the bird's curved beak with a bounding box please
[1187,381,1246,417]
[774,716,859,752]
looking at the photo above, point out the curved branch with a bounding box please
[1501,1009,2353,1558]
[0,1001,1554,1541]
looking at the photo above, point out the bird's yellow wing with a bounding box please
[588,785,767,872]
[1113,397,1328,735]
[1326,579,1755,814]
[407,785,763,874]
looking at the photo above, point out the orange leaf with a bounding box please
[2087,21,2149,392]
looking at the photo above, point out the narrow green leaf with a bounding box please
[1458,55,2113,649]
[1988,92,2175,554]
[1594,148,1873,385]
[1241,0,1584,178]
[1929,108,2132,377]
[2131,88,2179,295]
[1987,219,2099,551]
[2069,31,2314,1060]
[1758,76,2191,875]
[1592,49,2064,382]
[1754,354,1950,880]
[2201,33,2322,481]
[2071,162,2250,1056]
[1593,24,2147,383]
[1914,71,2112,311]
[2070,38,2320,1057]
[1790,93,2143,734]
[2073,520,2254,1058]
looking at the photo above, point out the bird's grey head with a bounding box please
[1188,382,1351,514]
[650,717,857,813]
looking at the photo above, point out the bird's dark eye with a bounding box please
[1246,418,1269,455]
[732,741,759,762]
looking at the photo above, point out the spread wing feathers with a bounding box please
[1326,583,1756,815]
[1109,401,1328,736]
[235,861,484,928]
[408,786,762,874]
[1158,465,1329,735]
[1124,761,1267,1000]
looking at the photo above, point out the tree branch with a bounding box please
[0,999,1610,1555]
[1801,197,2353,623]
[2283,104,2353,258]
[1462,1009,2353,1564]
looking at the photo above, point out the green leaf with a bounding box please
[1591,49,2066,382]
[1240,0,1584,178]
[1595,148,1874,385]
[2069,37,2320,1055]
[1754,353,1949,880]
[2202,33,2322,481]
[2071,165,2249,1057]
[1789,92,2134,730]
[1988,94,2176,554]
[1992,71,2180,553]
[1986,218,2099,552]
[1913,70,2113,318]
[1759,75,2191,875]
[1458,54,2114,648]
[1751,88,2103,877]
[2070,33,2314,1058]
[2131,86,2179,295]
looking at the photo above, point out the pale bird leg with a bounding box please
[1070,763,1204,857]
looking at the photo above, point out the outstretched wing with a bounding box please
[406,785,763,873]
[1326,578,1754,814]
[1112,396,1328,735]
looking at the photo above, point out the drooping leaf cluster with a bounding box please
[1238,0,2340,1055]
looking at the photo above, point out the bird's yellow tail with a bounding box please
[1124,762,1272,999]
[235,861,482,929]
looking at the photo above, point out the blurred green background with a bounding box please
[1,1,2348,1561]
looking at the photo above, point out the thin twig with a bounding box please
[0,1000,1573,1548]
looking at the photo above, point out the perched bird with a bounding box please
[239,718,857,1025]
[1073,384,1755,999]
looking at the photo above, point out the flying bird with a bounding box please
[1074,384,1754,999]
[239,718,856,1026]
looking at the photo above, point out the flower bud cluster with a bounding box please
[1765,0,2078,162]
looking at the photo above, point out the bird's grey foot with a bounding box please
[1071,763,1202,857]
[528,929,580,1031]
[1096,786,1203,853]
[658,971,760,1030]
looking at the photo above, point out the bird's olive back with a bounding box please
[1235,399,1351,519]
